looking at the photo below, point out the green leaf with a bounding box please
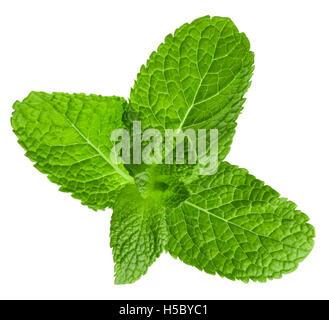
[165,162,315,282]
[127,15,254,162]
[110,185,168,284]
[11,91,133,210]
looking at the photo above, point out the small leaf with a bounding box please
[110,185,168,284]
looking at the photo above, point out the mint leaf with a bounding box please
[166,162,315,282]
[127,15,254,162]
[11,92,133,210]
[110,185,168,284]
[10,16,315,285]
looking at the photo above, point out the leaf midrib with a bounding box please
[177,21,241,131]
[62,112,134,184]
[184,200,286,245]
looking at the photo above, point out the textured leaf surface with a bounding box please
[134,164,191,208]
[166,162,315,282]
[11,92,133,210]
[127,15,254,162]
[110,185,168,284]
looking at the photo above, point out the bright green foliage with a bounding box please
[110,185,168,284]
[166,162,315,282]
[11,92,133,210]
[11,16,315,284]
[127,15,254,163]
[134,164,193,203]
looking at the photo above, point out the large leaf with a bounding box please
[166,162,315,282]
[11,92,133,210]
[127,15,254,162]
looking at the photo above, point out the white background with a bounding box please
[0,0,328,300]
